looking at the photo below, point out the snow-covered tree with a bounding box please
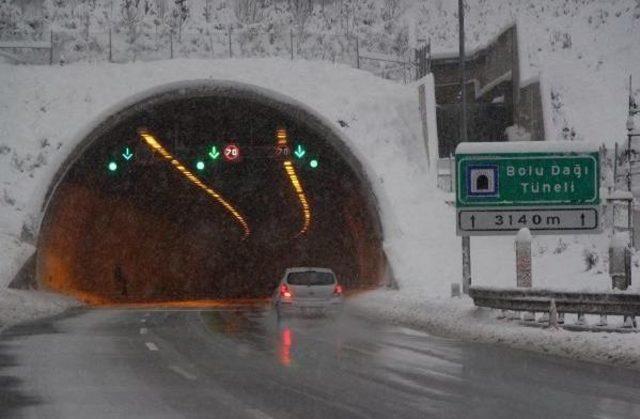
[167,0,189,41]
[202,0,212,22]
[288,0,312,35]
[121,0,143,44]
[0,0,23,35]
[234,0,266,25]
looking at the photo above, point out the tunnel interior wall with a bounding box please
[35,81,390,303]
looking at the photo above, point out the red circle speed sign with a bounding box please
[223,143,241,162]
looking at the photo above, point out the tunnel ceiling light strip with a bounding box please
[138,130,251,239]
[277,127,311,236]
[283,161,312,236]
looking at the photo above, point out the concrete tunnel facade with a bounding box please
[33,80,394,303]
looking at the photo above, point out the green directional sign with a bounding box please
[455,142,601,236]
[456,153,599,207]
[294,144,306,159]
[208,146,220,160]
[122,147,134,161]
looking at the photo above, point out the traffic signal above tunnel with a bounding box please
[106,146,136,173]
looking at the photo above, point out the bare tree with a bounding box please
[167,0,189,41]
[0,0,23,35]
[381,0,402,21]
[121,0,142,45]
[203,0,212,23]
[289,0,312,35]
[233,0,265,25]
[154,0,167,19]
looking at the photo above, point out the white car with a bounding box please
[273,267,344,316]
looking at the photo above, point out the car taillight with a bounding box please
[280,284,292,298]
[334,284,343,296]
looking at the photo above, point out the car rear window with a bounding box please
[286,271,335,286]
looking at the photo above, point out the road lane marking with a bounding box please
[141,319,147,323]
[245,409,275,419]
[168,365,197,381]
[139,327,148,335]
[145,342,159,351]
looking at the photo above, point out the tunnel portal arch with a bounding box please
[36,80,391,303]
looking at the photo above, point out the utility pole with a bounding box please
[459,0,467,143]
[459,0,471,294]
[627,75,640,248]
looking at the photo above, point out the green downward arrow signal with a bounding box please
[209,146,220,160]
[294,144,306,159]
[122,147,133,160]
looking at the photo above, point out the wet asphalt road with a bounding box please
[0,306,639,419]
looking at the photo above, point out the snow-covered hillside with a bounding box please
[4,1,639,143]
[410,0,640,145]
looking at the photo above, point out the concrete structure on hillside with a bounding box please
[430,25,544,157]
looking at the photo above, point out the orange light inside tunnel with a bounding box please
[276,127,288,146]
[276,127,312,236]
[138,130,251,239]
[284,160,311,236]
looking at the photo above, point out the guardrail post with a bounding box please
[610,232,631,290]
[575,312,586,326]
[623,316,637,328]
[558,313,565,324]
[596,314,608,327]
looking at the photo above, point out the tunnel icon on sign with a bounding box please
[468,165,499,197]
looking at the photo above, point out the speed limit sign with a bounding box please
[223,143,241,162]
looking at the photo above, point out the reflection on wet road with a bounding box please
[1,306,640,418]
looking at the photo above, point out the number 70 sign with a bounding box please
[223,143,241,162]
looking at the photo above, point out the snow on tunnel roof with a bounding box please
[455,141,599,155]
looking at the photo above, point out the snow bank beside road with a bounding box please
[0,289,79,329]
[352,290,640,370]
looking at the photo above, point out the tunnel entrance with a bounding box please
[37,82,387,304]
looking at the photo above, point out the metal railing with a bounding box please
[0,27,421,83]
[469,286,639,331]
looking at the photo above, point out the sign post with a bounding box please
[456,142,601,236]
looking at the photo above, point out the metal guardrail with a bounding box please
[469,287,640,316]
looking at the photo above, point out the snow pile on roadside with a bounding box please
[351,289,640,370]
[0,233,34,289]
[0,288,79,329]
